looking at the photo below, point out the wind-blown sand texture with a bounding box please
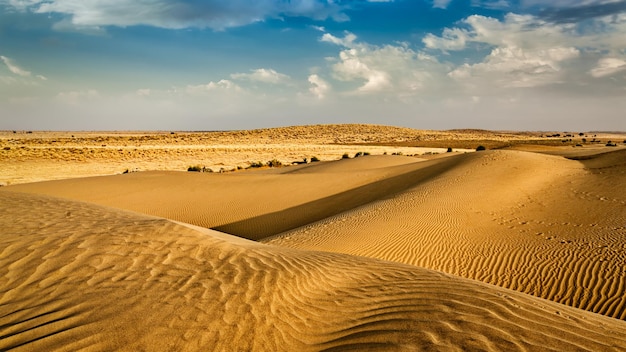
[2,125,626,350]
[2,190,626,351]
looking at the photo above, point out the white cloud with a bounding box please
[230,68,290,84]
[321,32,357,47]
[308,74,330,98]
[450,46,580,88]
[322,32,451,95]
[433,0,453,9]
[0,55,31,76]
[185,80,241,96]
[423,28,469,51]
[4,0,350,30]
[589,57,626,77]
[0,0,41,11]
[331,48,391,92]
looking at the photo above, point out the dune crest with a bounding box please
[7,148,626,320]
[2,191,626,351]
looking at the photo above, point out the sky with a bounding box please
[1,0,625,131]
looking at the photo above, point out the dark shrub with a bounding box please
[268,159,282,167]
[476,145,486,151]
[342,153,350,159]
[447,147,453,153]
[354,152,363,158]
[188,165,203,172]
[311,156,320,162]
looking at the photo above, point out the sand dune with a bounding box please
[266,149,626,319]
[2,190,626,351]
[9,147,626,321]
[5,155,444,240]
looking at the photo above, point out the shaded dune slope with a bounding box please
[5,155,457,240]
[6,149,626,320]
[2,191,626,351]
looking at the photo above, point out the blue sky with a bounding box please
[1,0,625,131]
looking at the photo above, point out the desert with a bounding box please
[2,125,626,351]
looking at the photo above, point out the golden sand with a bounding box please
[2,125,626,350]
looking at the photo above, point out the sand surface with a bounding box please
[3,125,626,350]
[3,190,626,351]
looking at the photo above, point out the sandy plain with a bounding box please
[2,124,626,351]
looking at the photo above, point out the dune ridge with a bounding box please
[7,148,626,320]
[266,149,626,319]
[2,190,626,351]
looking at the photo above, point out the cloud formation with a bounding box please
[231,68,290,84]
[308,74,330,98]
[1,55,31,76]
[3,0,350,30]
[535,0,626,23]
[589,57,626,77]
[321,32,450,95]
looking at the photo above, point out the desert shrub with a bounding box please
[447,147,453,153]
[249,161,264,168]
[476,145,486,151]
[310,156,320,162]
[606,142,617,147]
[392,152,403,156]
[364,152,371,156]
[188,165,203,172]
[268,159,282,167]
[354,152,363,158]
[342,153,350,159]
[623,140,626,144]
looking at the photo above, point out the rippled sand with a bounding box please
[2,125,626,350]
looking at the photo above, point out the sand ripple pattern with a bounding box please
[268,150,626,320]
[2,191,626,351]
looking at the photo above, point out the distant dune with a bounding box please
[2,125,626,350]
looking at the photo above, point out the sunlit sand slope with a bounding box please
[2,191,626,351]
[266,149,626,319]
[6,149,626,320]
